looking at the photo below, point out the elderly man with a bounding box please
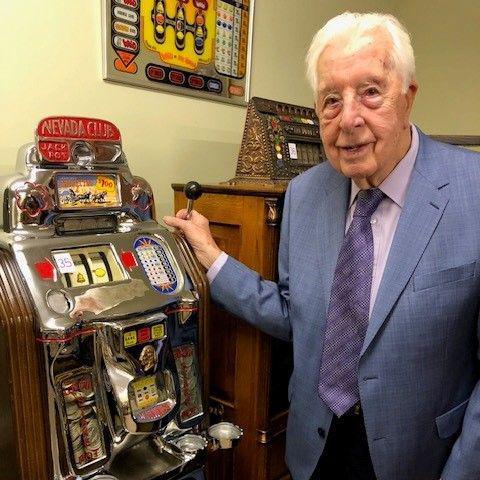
[164,12,480,480]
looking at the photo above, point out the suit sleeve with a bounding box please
[209,183,293,342]
[441,311,480,479]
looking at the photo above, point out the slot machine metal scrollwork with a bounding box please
[0,116,241,480]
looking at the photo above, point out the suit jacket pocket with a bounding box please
[413,261,476,292]
[435,398,470,439]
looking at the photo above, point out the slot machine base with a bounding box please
[177,470,204,480]
[92,472,204,480]
[106,437,205,480]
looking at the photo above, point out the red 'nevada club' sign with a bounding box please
[37,117,121,142]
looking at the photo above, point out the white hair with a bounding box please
[306,12,416,94]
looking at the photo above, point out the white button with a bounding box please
[370,217,377,225]
[46,290,71,314]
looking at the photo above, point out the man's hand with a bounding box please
[163,209,222,269]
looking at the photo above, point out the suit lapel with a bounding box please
[360,157,450,357]
[318,168,350,308]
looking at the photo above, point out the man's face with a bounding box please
[315,31,417,189]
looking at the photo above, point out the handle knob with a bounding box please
[184,181,202,200]
[183,181,202,217]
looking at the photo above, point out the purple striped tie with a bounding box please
[318,188,385,417]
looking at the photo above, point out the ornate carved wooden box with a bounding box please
[230,97,325,184]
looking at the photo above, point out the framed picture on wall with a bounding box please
[102,0,254,105]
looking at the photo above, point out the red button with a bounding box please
[188,75,204,89]
[121,251,137,270]
[146,65,165,80]
[138,327,151,343]
[169,71,185,85]
[35,259,56,281]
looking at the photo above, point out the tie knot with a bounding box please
[353,188,385,218]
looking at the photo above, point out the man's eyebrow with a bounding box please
[317,85,339,97]
[360,77,386,87]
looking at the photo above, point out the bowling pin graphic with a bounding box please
[194,11,206,55]
[175,2,186,51]
[153,0,166,43]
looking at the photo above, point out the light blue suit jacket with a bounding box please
[210,131,480,480]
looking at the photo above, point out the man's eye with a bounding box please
[324,97,339,107]
[365,87,379,96]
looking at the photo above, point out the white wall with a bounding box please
[395,0,480,134]
[2,1,477,217]
[0,0,396,217]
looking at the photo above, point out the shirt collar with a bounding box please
[349,124,419,209]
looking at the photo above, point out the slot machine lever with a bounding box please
[183,181,203,219]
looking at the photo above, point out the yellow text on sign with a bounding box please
[96,176,116,193]
[124,330,137,347]
[151,323,165,340]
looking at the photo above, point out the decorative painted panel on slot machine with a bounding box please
[0,116,241,480]
[102,0,254,105]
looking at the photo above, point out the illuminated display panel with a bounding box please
[52,245,126,288]
[56,173,121,210]
[134,236,178,294]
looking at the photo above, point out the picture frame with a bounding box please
[102,0,255,105]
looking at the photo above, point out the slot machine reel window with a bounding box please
[52,245,126,288]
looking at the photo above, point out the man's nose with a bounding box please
[339,98,365,132]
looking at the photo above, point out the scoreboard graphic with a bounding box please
[102,0,254,105]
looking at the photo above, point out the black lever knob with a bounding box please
[184,181,202,200]
[183,181,202,218]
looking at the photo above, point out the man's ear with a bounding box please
[402,81,418,128]
[405,81,418,114]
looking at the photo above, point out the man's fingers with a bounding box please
[175,209,189,219]
[189,210,205,221]
[164,210,208,234]
[163,215,187,229]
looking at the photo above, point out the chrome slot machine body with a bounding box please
[0,117,236,480]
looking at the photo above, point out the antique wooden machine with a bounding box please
[229,96,325,185]
[0,116,241,480]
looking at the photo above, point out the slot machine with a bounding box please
[0,116,241,480]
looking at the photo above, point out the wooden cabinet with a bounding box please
[172,183,293,480]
